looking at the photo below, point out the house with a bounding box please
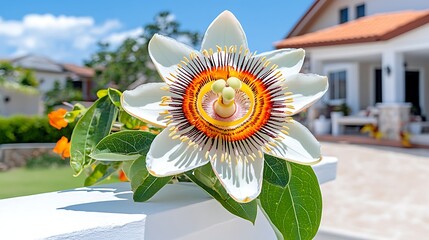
[10,55,95,101]
[0,55,95,116]
[275,0,429,122]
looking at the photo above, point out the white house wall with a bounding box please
[359,62,373,109]
[34,71,68,93]
[0,88,42,116]
[323,63,360,114]
[305,0,429,34]
[367,0,429,15]
[307,23,429,118]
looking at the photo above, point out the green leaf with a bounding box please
[186,164,258,224]
[88,130,168,202]
[69,95,118,176]
[90,130,156,161]
[84,162,121,186]
[259,157,322,240]
[108,88,122,108]
[121,160,134,179]
[130,155,172,202]
[263,154,290,187]
[64,110,82,123]
[96,89,108,98]
[119,110,146,129]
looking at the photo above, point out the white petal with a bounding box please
[286,73,328,116]
[149,34,198,84]
[146,129,209,176]
[267,120,321,165]
[121,82,170,128]
[254,48,305,78]
[201,11,247,51]
[211,153,263,203]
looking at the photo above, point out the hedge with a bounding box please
[0,115,74,144]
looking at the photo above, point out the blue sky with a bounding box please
[0,0,313,64]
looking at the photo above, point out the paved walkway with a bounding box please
[320,142,429,240]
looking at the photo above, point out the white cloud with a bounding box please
[103,28,143,46]
[0,14,139,63]
[0,18,23,37]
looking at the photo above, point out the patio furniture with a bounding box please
[332,115,377,136]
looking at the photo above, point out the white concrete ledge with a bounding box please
[0,157,337,240]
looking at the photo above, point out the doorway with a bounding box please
[374,68,382,103]
[405,70,420,115]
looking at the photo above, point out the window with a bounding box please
[328,71,347,100]
[339,8,348,24]
[356,4,365,19]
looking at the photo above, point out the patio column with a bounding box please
[310,57,323,75]
[381,51,404,103]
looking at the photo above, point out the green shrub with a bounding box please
[0,115,74,144]
[25,153,68,169]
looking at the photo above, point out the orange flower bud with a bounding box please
[118,170,129,182]
[53,136,71,159]
[48,108,68,130]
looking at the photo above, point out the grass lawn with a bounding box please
[0,167,120,199]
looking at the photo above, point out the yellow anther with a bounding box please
[281,130,289,135]
[264,60,271,67]
[169,130,177,137]
[171,135,180,140]
[160,85,170,91]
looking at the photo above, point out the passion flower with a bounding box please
[121,11,328,203]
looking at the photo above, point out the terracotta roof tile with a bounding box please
[62,63,95,78]
[275,10,429,49]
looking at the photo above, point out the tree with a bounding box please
[0,61,39,87]
[44,80,83,112]
[85,11,201,91]
[18,69,39,87]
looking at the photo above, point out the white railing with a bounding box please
[0,157,337,240]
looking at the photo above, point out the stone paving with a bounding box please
[320,142,429,239]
